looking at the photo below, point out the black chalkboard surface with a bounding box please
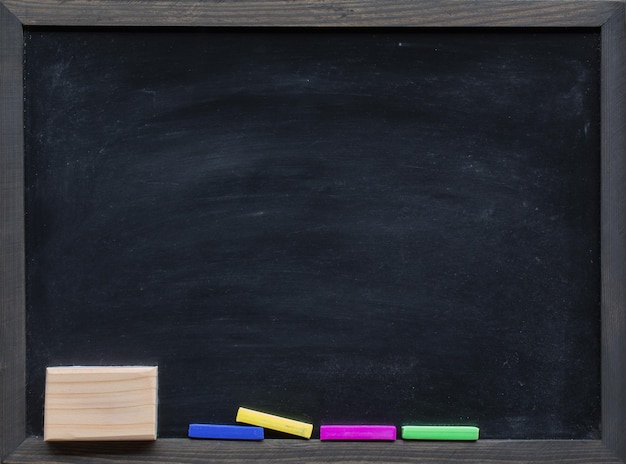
[24,28,601,440]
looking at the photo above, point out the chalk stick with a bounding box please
[320,425,396,441]
[188,423,264,440]
[236,407,313,439]
[401,425,479,441]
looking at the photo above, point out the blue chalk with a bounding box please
[188,423,264,440]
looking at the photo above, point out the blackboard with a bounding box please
[24,28,601,440]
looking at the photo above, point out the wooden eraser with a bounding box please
[44,366,158,441]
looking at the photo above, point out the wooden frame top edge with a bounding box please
[1,0,623,27]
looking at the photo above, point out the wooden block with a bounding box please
[44,366,158,441]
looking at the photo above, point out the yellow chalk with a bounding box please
[236,407,312,439]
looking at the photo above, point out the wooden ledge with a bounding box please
[4,437,623,464]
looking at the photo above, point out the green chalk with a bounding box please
[401,425,479,441]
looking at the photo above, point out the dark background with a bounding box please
[24,28,601,439]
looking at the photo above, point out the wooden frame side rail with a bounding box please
[1,1,625,462]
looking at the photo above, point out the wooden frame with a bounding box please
[1,1,625,462]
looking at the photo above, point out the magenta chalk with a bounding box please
[320,425,397,441]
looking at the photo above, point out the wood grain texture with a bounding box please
[4,438,625,464]
[601,3,626,461]
[0,1,25,461]
[44,367,158,442]
[0,0,622,27]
